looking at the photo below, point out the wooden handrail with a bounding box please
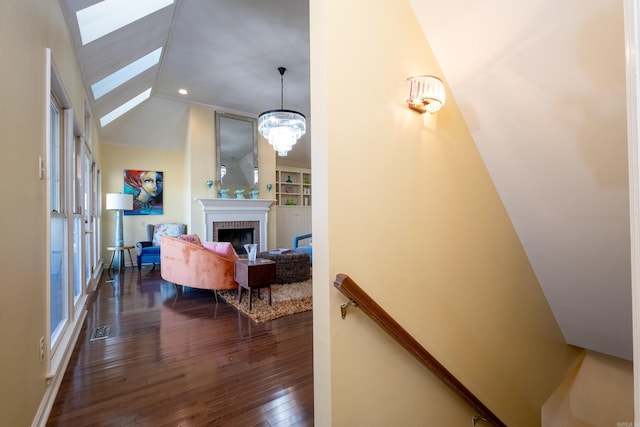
[334,274,506,427]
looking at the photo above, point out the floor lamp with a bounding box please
[106,193,133,270]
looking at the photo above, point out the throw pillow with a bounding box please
[152,223,184,246]
[179,234,202,246]
[203,242,239,261]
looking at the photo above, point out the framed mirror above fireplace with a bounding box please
[215,111,258,194]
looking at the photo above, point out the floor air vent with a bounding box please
[90,325,111,341]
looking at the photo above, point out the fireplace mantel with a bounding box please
[198,199,276,251]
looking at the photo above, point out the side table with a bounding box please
[107,245,135,271]
[234,259,277,311]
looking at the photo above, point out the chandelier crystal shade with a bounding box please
[258,67,306,156]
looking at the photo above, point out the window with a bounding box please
[50,100,61,213]
[46,49,98,375]
[91,48,162,99]
[49,95,68,342]
[99,87,151,127]
[76,0,174,45]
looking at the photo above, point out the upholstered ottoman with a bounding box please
[257,250,311,284]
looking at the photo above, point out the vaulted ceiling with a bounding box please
[60,0,632,359]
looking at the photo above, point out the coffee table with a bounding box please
[234,259,277,310]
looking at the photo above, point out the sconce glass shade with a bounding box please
[258,110,306,156]
[407,75,445,114]
[220,164,227,179]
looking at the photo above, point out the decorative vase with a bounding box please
[244,243,258,263]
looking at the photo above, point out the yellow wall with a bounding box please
[101,105,278,258]
[185,105,278,248]
[0,1,89,425]
[185,106,215,238]
[310,0,583,425]
[100,144,187,259]
[542,351,633,425]
[258,130,278,249]
[0,1,621,426]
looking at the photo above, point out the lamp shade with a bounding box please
[106,193,133,211]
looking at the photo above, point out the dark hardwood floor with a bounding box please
[46,267,314,427]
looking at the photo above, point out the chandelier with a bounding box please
[258,67,306,156]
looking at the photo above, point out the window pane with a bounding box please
[73,215,82,301]
[50,101,61,212]
[50,216,67,339]
[76,0,174,45]
[84,156,93,284]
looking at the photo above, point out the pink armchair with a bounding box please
[160,236,239,296]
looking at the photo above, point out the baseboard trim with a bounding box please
[31,266,102,427]
[31,306,87,427]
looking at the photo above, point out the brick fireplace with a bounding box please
[198,198,275,252]
[213,221,259,254]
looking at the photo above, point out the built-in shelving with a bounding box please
[276,167,311,206]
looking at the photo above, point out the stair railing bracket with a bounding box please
[340,300,358,319]
[473,415,489,425]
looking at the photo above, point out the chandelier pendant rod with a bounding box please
[278,66,286,110]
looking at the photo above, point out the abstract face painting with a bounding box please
[123,170,164,215]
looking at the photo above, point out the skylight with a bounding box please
[76,0,174,45]
[91,48,162,100]
[100,88,152,127]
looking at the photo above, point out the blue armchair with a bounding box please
[292,233,312,266]
[136,223,187,271]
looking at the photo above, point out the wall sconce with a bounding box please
[407,75,445,114]
[220,165,227,179]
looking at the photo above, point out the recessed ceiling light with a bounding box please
[76,0,174,45]
[178,88,188,95]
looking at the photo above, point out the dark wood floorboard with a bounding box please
[46,267,314,427]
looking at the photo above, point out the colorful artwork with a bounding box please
[123,170,163,215]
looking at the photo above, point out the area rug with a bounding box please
[218,279,312,322]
